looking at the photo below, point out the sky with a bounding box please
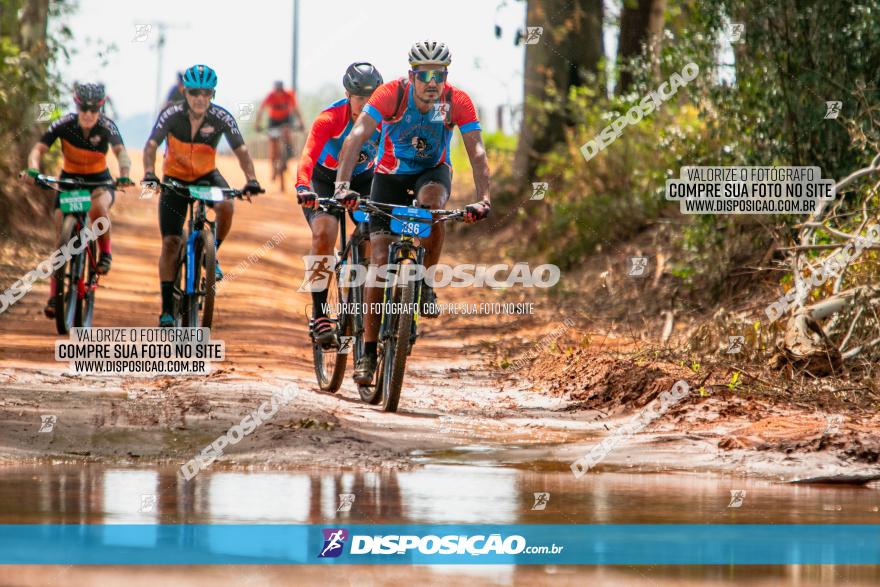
[56,0,528,134]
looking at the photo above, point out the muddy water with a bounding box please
[1,462,879,585]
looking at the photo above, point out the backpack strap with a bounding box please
[384,78,456,129]
[384,78,409,124]
[442,85,454,129]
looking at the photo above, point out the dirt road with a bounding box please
[0,153,876,481]
[0,153,576,469]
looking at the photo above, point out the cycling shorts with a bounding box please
[55,169,115,210]
[302,164,372,226]
[159,170,230,237]
[268,115,294,129]
[367,165,452,235]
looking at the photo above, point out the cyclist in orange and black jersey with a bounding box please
[142,64,262,327]
[25,82,133,319]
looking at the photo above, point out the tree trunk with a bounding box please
[514,0,604,186]
[617,0,667,94]
[17,0,50,58]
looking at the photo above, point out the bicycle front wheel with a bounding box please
[380,259,416,413]
[311,264,348,392]
[79,237,98,328]
[186,229,216,329]
[54,215,84,335]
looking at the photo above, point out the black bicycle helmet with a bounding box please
[343,62,383,96]
[73,82,107,109]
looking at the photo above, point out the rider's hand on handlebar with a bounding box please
[141,172,159,186]
[334,189,359,211]
[115,176,134,189]
[20,168,39,182]
[296,187,319,210]
[464,199,491,223]
[242,179,263,196]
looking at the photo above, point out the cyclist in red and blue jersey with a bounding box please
[334,40,492,385]
[296,62,383,346]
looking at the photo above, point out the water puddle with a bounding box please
[1,462,878,584]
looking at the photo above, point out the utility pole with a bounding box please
[291,0,300,92]
[146,21,189,117]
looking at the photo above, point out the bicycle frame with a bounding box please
[359,201,462,347]
[35,175,113,295]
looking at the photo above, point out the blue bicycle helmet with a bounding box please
[182,65,218,89]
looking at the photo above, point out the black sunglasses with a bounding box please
[187,89,214,97]
[78,105,100,113]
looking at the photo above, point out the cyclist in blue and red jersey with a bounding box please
[334,40,492,385]
[296,62,383,347]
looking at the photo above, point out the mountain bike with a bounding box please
[309,198,371,392]
[31,174,116,335]
[266,125,291,191]
[354,200,464,412]
[157,179,263,330]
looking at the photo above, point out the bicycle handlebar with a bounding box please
[316,197,464,220]
[29,173,115,191]
[158,178,265,199]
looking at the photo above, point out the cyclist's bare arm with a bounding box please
[143,139,159,175]
[233,145,257,181]
[461,130,491,203]
[293,104,305,128]
[27,143,48,170]
[112,144,132,178]
[254,104,265,129]
[336,112,379,185]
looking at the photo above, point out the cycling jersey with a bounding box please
[148,102,245,181]
[39,113,123,175]
[363,79,480,174]
[261,89,298,123]
[296,98,381,190]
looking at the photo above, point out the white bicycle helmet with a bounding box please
[408,40,452,67]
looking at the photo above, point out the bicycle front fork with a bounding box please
[378,243,425,344]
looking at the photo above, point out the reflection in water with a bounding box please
[3,464,879,526]
[207,473,310,522]
[398,465,518,523]
[1,463,879,584]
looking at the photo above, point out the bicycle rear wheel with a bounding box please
[379,259,416,413]
[54,215,84,335]
[311,265,348,391]
[276,158,286,192]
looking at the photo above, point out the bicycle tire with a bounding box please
[311,264,348,391]
[190,229,216,329]
[54,215,83,335]
[342,251,378,403]
[380,259,416,413]
[172,247,186,327]
[79,238,98,328]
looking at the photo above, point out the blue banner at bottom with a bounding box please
[1,524,878,565]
